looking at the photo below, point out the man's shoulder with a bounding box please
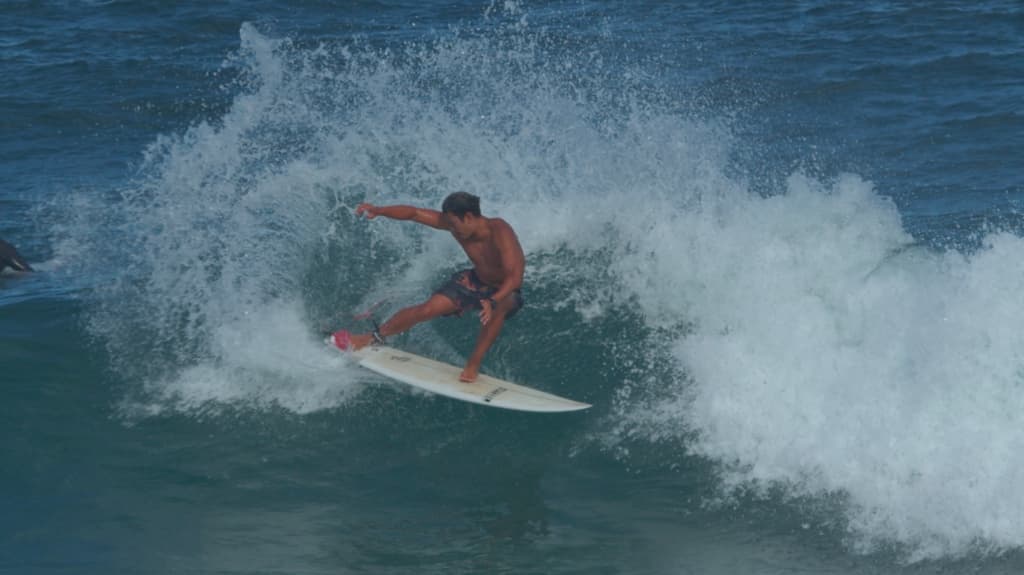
[486,218,522,252]
[487,217,515,232]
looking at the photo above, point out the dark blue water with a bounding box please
[3,2,1024,573]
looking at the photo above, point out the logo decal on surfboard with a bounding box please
[483,387,508,402]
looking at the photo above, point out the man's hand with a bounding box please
[355,203,380,219]
[479,298,496,325]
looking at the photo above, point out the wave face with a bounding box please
[57,18,1024,562]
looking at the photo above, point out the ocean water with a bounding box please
[3,1,1024,573]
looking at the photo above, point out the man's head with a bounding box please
[441,192,481,221]
[441,192,483,240]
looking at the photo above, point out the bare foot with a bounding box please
[459,365,479,383]
[332,330,374,351]
[349,333,374,350]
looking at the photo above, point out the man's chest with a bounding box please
[460,240,501,266]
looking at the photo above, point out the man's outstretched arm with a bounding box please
[356,203,447,230]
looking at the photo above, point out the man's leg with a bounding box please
[459,297,516,382]
[349,294,459,349]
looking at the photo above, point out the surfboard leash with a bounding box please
[370,318,386,345]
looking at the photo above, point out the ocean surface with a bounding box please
[3,1,1023,573]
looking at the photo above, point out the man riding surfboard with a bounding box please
[333,192,525,383]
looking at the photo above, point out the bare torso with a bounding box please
[455,218,512,287]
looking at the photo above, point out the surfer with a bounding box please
[0,238,33,273]
[335,192,525,383]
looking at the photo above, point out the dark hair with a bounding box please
[441,192,481,219]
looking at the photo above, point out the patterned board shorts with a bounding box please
[434,269,524,318]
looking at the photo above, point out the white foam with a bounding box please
[611,173,1024,560]
[138,302,364,415]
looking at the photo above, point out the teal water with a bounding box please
[4,2,1024,573]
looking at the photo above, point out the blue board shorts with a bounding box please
[434,269,523,318]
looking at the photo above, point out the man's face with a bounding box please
[444,212,475,240]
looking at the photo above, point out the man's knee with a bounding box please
[418,295,458,318]
[495,293,522,319]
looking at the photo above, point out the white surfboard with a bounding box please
[349,345,590,413]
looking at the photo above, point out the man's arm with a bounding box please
[489,220,525,304]
[356,203,447,230]
[477,220,524,326]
